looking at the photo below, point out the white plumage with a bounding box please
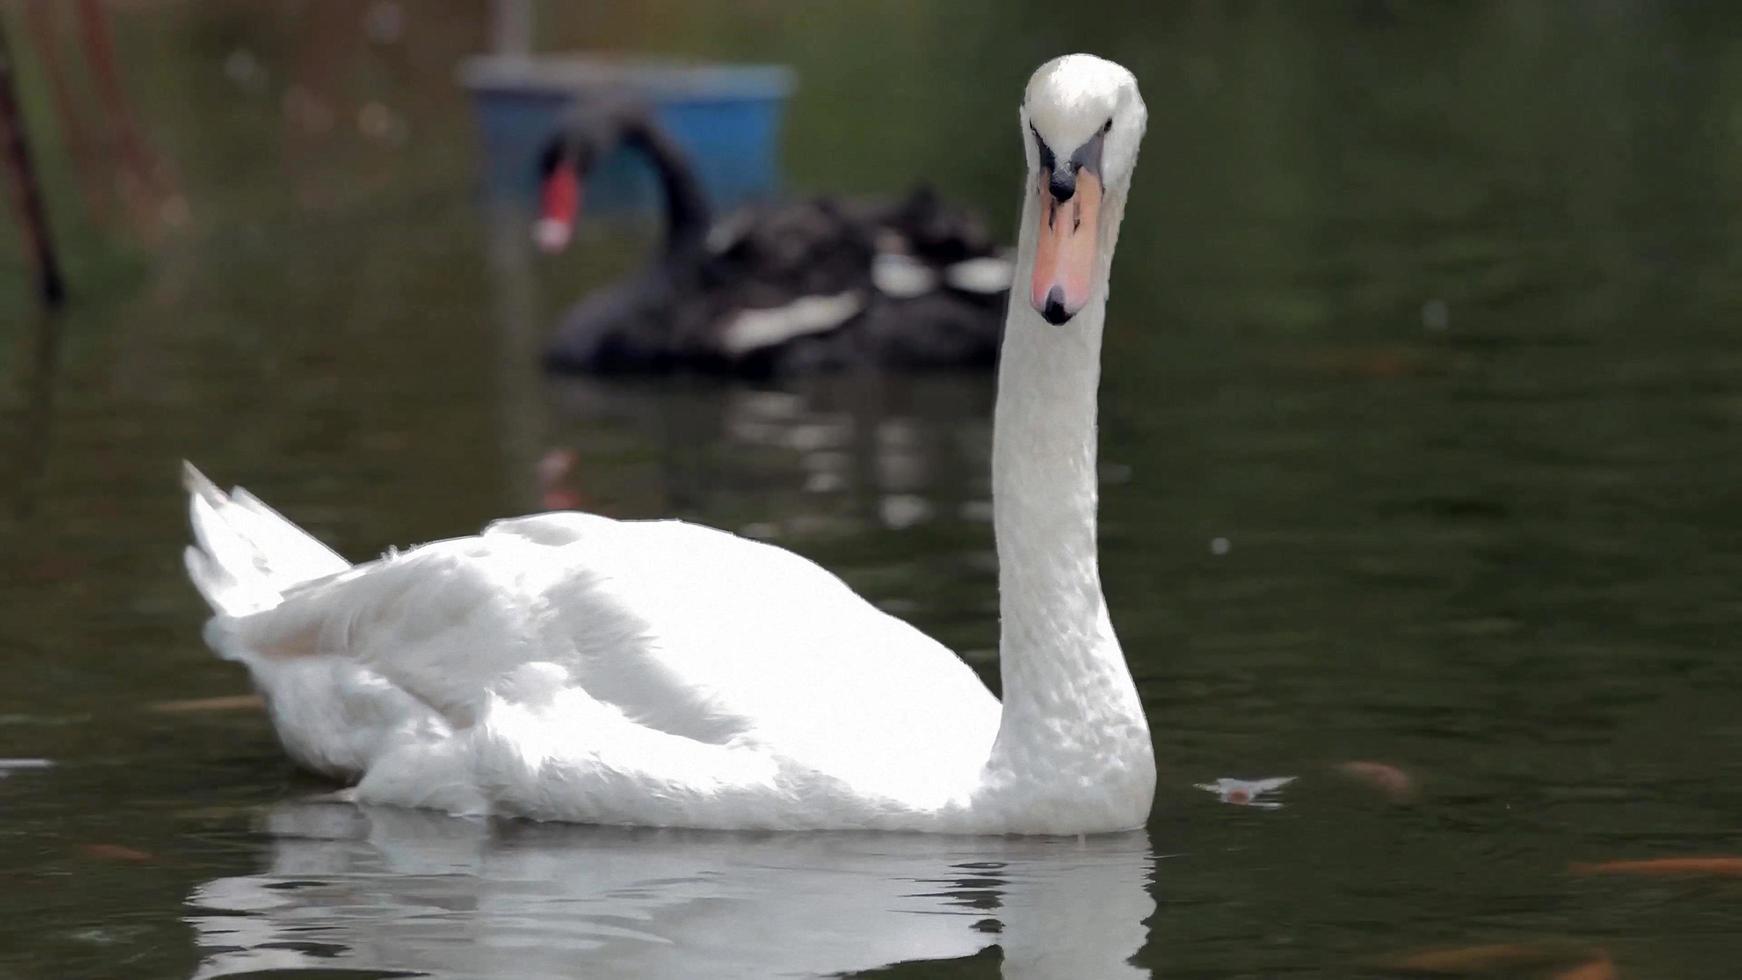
[182,54,1153,834]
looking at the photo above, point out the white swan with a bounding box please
[182,54,1151,835]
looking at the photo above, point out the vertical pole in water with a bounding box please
[491,0,533,58]
[23,0,108,225]
[74,0,164,196]
[0,17,67,309]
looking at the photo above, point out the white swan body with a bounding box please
[182,54,1152,835]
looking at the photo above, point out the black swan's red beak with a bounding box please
[534,159,583,254]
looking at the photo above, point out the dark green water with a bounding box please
[5,2,1742,977]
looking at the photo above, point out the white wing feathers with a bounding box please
[227,536,557,727]
[182,463,349,618]
[184,471,1000,812]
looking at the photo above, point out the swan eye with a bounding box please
[1102,118,1113,134]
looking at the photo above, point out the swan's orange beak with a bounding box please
[534,159,583,254]
[1029,167,1102,325]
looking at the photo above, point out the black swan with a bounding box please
[533,102,1011,377]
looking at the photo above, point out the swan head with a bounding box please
[532,101,638,254]
[1020,54,1146,325]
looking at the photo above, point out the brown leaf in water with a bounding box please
[1377,941,1584,974]
[1570,857,1742,878]
[1303,347,1430,379]
[1552,953,1618,980]
[79,843,155,863]
[28,555,89,583]
[147,694,265,714]
[1332,760,1416,801]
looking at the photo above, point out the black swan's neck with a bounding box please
[619,118,712,255]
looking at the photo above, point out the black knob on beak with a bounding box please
[1047,168,1076,204]
[1040,286,1072,325]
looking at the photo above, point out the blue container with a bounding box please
[461,55,796,218]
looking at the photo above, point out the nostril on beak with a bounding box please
[1048,171,1075,204]
[1040,286,1072,325]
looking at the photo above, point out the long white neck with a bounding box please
[983,177,1153,819]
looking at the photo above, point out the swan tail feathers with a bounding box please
[182,462,350,618]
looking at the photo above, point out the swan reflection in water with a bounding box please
[187,801,1155,979]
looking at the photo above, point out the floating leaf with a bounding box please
[1377,940,1597,974]
[79,843,156,863]
[1300,346,1432,379]
[1571,857,1742,878]
[1552,953,1617,980]
[1333,760,1416,802]
[148,694,265,714]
